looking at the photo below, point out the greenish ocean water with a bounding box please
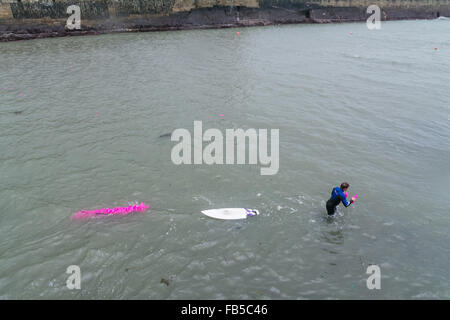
[0,19,449,299]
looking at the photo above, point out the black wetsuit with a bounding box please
[326,187,353,215]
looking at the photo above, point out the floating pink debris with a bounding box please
[220,114,224,117]
[3,86,8,90]
[72,202,150,219]
[18,93,24,97]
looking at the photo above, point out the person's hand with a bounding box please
[351,197,357,202]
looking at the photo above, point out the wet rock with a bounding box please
[158,133,172,138]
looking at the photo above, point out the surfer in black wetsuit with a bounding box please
[326,182,356,215]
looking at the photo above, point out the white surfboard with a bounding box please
[201,208,260,220]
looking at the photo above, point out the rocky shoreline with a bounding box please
[1,4,448,42]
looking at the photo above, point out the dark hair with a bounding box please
[340,182,350,190]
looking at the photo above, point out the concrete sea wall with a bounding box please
[1,0,450,41]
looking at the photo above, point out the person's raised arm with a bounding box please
[339,189,354,207]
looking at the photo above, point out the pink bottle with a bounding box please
[72,203,150,219]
